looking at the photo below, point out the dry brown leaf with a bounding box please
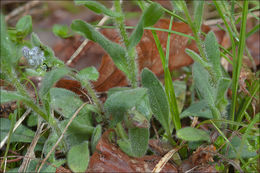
[87,130,178,172]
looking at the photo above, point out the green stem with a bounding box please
[116,123,128,142]
[114,0,137,88]
[230,0,248,126]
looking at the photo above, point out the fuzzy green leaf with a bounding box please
[215,77,231,112]
[91,125,102,153]
[192,62,215,106]
[205,31,222,79]
[75,0,121,17]
[16,15,32,38]
[185,49,211,69]
[0,118,45,144]
[0,90,29,104]
[180,100,213,119]
[52,24,72,38]
[129,2,163,49]
[1,14,16,65]
[177,127,210,142]
[129,127,149,157]
[67,141,90,173]
[225,136,257,159]
[39,67,70,98]
[77,66,99,81]
[141,68,170,133]
[71,20,129,76]
[104,88,147,125]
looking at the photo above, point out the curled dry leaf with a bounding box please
[178,145,217,173]
[93,19,210,91]
[53,19,210,92]
[87,130,178,172]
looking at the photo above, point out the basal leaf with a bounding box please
[192,62,215,106]
[75,0,121,17]
[77,66,99,81]
[225,136,257,159]
[129,2,164,49]
[16,15,32,38]
[173,80,187,112]
[141,68,170,133]
[104,87,147,125]
[177,127,210,142]
[71,20,129,76]
[67,141,90,173]
[0,90,29,104]
[205,31,222,79]
[0,118,45,144]
[180,100,213,119]
[129,127,149,157]
[91,125,102,153]
[39,67,70,98]
[215,77,231,113]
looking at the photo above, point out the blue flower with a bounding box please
[22,46,45,67]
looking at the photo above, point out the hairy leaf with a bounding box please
[39,67,70,98]
[16,15,32,38]
[104,87,147,125]
[71,20,129,76]
[75,0,121,17]
[0,118,45,143]
[141,68,170,133]
[205,31,222,79]
[129,2,164,49]
[180,100,213,119]
[129,127,149,157]
[185,49,211,69]
[77,66,99,81]
[52,24,71,38]
[0,90,29,104]
[177,127,210,142]
[67,141,90,172]
[91,125,102,153]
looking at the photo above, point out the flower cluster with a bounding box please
[22,46,45,67]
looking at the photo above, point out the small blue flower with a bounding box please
[22,46,46,68]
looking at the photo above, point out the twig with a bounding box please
[19,122,45,173]
[37,102,88,173]
[0,109,31,149]
[66,14,111,66]
[5,0,40,22]
[204,10,260,26]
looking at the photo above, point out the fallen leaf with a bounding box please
[87,130,178,172]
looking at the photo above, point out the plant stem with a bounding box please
[116,123,128,142]
[114,0,138,88]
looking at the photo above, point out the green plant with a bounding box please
[1,0,259,172]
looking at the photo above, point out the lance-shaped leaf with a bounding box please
[104,88,147,125]
[129,127,149,157]
[215,77,231,112]
[39,67,70,98]
[71,20,129,76]
[205,31,222,79]
[177,127,210,142]
[75,0,121,17]
[91,125,102,153]
[128,2,164,49]
[141,68,170,133]
[192,62,215,106]
[185,48,211,69]
[0,90,29,104]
